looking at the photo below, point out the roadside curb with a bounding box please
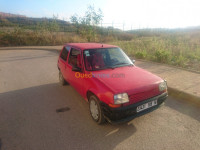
[168,87,200,106]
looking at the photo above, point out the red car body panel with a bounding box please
[58,43,167,109]
[88,66,164,105]
[67,43,118,50]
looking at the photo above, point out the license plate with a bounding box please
[136,100,157,113]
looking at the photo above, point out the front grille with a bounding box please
[129,88,159,104]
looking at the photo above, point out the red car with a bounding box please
[57,43,168,124]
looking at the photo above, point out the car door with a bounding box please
[66,47,84,95]
[58,46,70,81]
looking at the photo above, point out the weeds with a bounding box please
[0,28,87,46]
[0,26,200,71]
[111,33,200,71]
[154,50,171,63]
[135,51,147,59]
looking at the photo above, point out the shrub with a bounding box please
[154,50,171,63]
[175,55,188,67]
[135,51,147,59]
[116,33,133,41]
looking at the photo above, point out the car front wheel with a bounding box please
[89,95,105,124]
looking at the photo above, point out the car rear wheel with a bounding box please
[59,71,66,86]
[89,95,105,124]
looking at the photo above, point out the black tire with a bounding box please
[89,95,105,124]
[59,71,66,86]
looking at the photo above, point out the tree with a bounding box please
[49,14,59,32]
[70,14,80,34]
[70,5,103,42]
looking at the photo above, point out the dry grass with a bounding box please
[110,31,200,71]
[0,29,87,46]
[0,27,200,71]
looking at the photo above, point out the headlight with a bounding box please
[114,93,129,104]
[159,81,167,91]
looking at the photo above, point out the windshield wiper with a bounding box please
[92,66,115,71]
[106,66,115,69]
[92,63,132,71]
[113,62,133,66]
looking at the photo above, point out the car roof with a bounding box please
[65,43,118,50]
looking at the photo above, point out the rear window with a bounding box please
[60,46,70,61]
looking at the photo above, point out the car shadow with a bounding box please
[0,83,136,150]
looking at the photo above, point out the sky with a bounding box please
[0,0,200,30]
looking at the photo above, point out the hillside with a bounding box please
[0,13,73,31]
[0,12,26,18]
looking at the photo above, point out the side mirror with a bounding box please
[72,66,81,72]
[132,59,136,64]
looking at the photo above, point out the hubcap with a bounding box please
[90,100,99,120]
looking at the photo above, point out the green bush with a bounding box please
[154,50,171,63]
[175,55,188,67]
[135,51,147,59]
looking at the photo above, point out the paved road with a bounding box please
[0,49,200,150]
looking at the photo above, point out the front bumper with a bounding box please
[101,92,168,124]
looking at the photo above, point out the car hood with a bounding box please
[92,66,163,95]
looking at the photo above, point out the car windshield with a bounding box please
[83,47,133,71]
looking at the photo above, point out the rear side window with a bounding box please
[60,46,70,61]
[68,48,81,67]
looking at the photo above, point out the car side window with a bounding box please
[68,48,81,67]
[60,46,70,61]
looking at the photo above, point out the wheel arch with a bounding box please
[86,90,96,102]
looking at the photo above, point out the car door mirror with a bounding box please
[132,59,136,64]
[72,66,81,72]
